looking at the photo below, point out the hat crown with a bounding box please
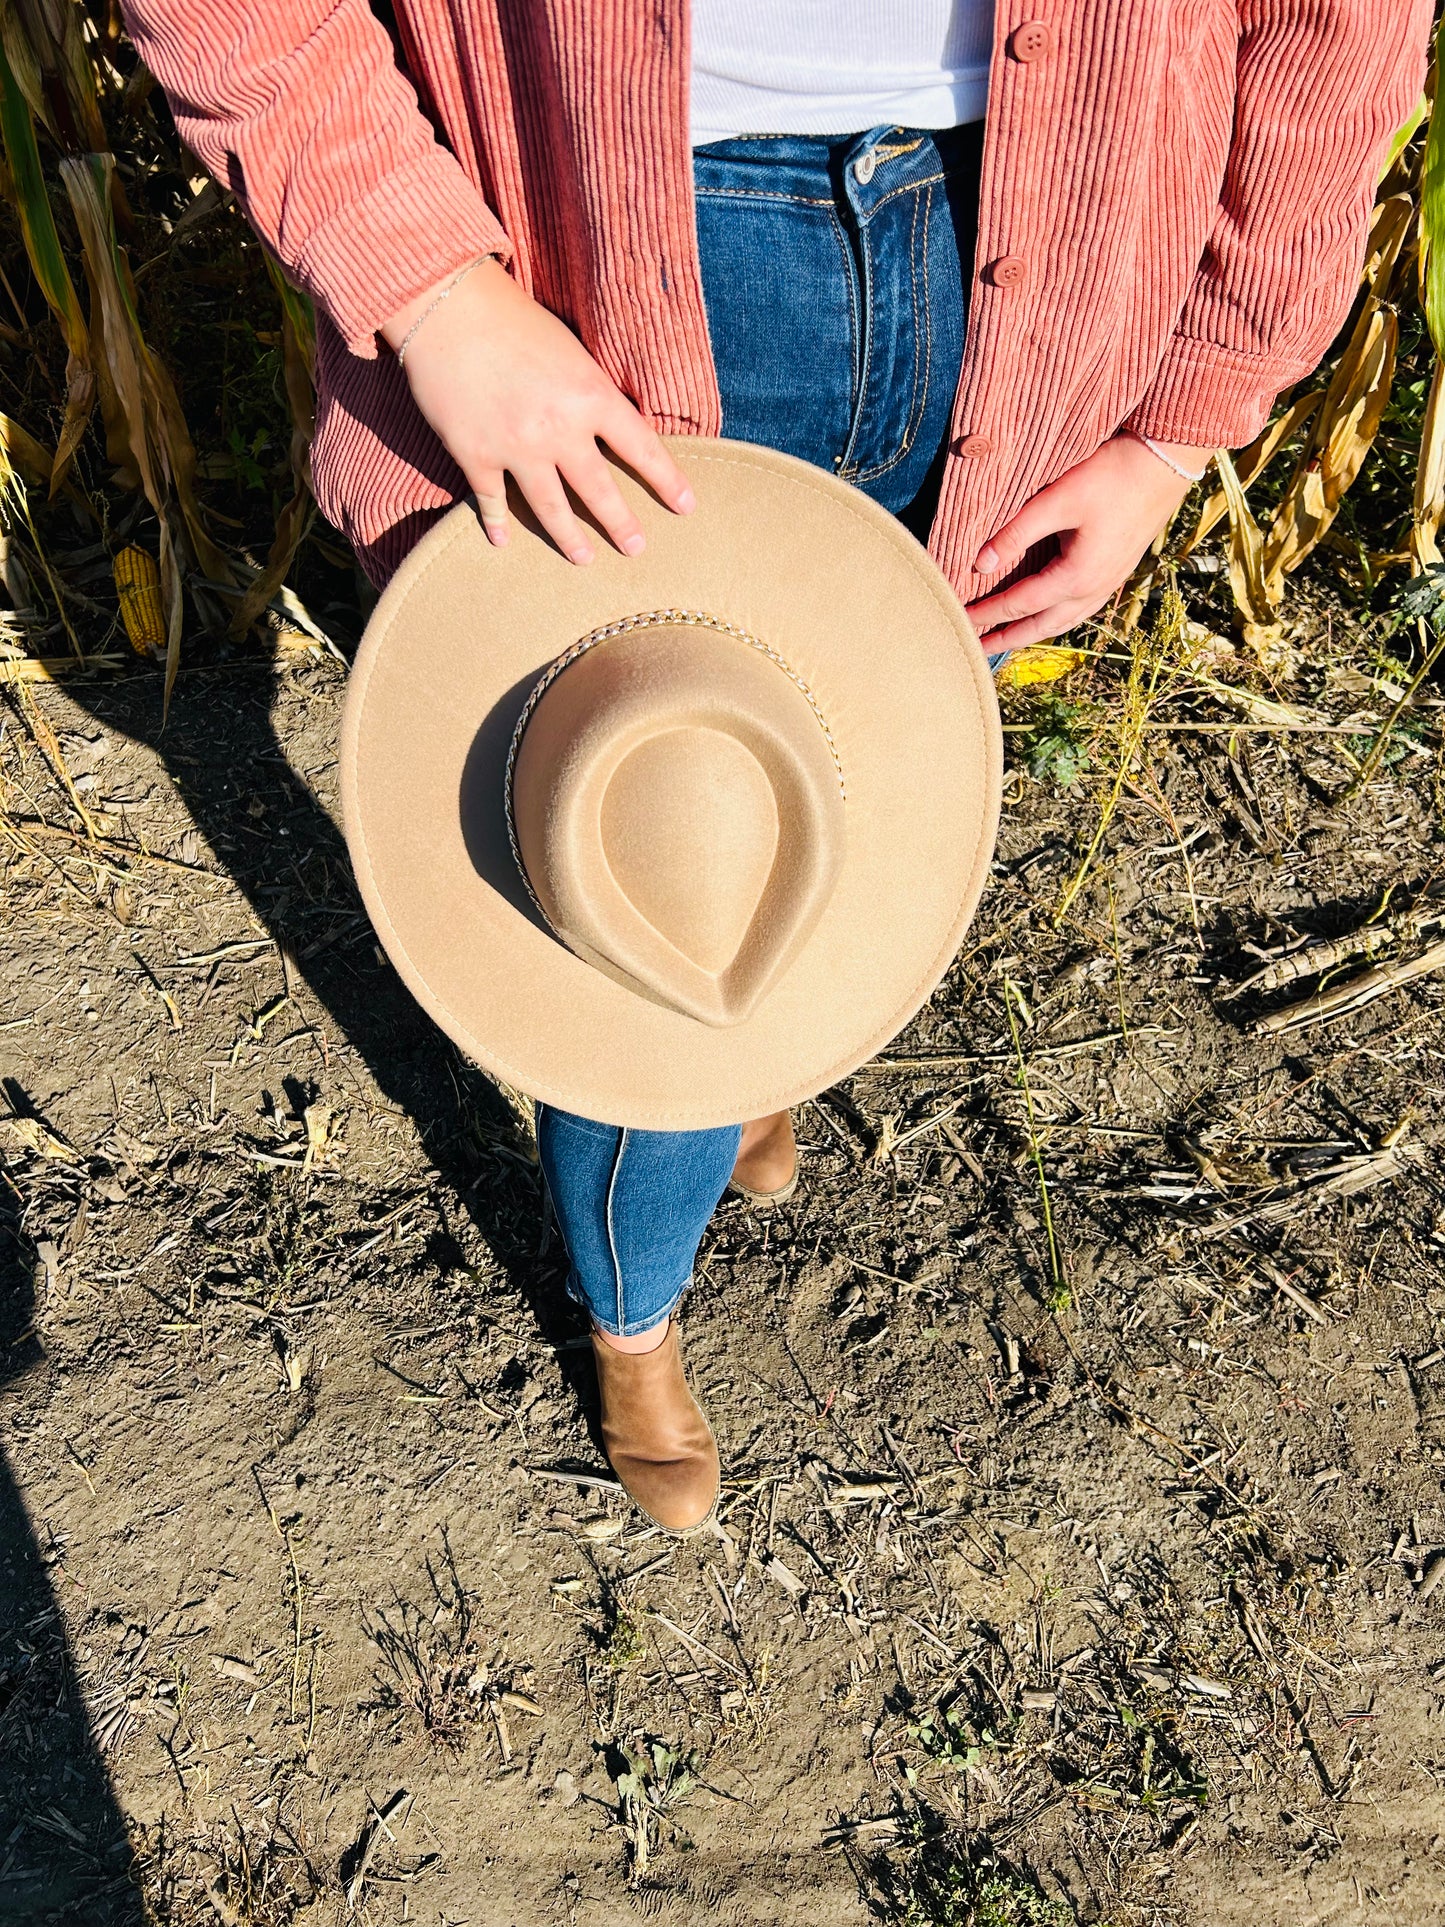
[601,724,779,975]
[510,619,845,1026]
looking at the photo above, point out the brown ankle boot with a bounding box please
[730,1109,798,1206]
[591,1323,720,1533]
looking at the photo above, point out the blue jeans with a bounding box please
[540,123,985,1337]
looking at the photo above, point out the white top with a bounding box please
[690,1,993,147]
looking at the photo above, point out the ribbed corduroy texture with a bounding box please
[123,0,1431,596]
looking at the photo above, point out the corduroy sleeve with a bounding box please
[120,0,511,357]
[1125,0,1433,450]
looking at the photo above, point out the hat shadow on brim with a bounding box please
[458,667,553,935]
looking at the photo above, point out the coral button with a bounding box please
[1010,20,1056,61]
[953,433,992,458]
[991,255,1027,288]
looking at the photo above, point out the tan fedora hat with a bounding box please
[340,438,1002,1130]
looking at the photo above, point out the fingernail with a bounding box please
[622,532,645,557]
[676,487,696,514]
[488,525,510,547]
[976,544,999,572]
[570,546,594,566]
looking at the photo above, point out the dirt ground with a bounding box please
[4,579,1445,1927]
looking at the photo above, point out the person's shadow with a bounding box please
[2,1166,145,1924]
[1,638,592,1921]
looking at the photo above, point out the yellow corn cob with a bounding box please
[113,544,165,659]
[995,644,1087,690]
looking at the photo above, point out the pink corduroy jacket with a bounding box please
[124,0,1431,594]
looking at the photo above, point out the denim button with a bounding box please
[990,255,1027,289]
[953,433,992,458]
[854,149,877,184]
[1010,20,1056,61]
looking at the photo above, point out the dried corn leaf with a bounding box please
[11,671,96,826]
[0,42,94,493]
[60,152,232,710]
[1206,187,1411,640]
[0,410,84,653]
[1360,191,1415,303]
[1263,302,1397,599]
[1414,360,1445,567]
[1214,448,1282,654]
[1185,669,1315,729]
[113,543,165,658]
[2,1114,76,1160]
[64,155,229,569]
[1182,390,1321,556]
[61,152,181,694]
[229,261,315,638]
[0,409,57,490]
[3,0,108,154]
[0,650,121,683]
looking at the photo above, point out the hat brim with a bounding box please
[340,439,1002,1129]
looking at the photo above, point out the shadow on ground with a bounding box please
[0,1246,143,1926]
[1,649,599,1918]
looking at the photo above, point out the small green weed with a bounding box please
[1020,694,1093,790]
[605,1608,645,1673]
[1116,1702,1209,1812]
[611,1736,703,1875]
[899,1857,1076,1927]
[905,1702,1017,1780]
[974,1878,1077,1927]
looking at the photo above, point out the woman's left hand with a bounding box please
[964,433,1212,650]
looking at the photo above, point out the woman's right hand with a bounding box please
[381,256,696,564]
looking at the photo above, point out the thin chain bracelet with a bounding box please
[395,257,491,370]
[1129,430,1211,484]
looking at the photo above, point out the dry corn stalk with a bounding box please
[0,36,94,492]
[1261,298,1399,599]
[227,256,316,638]
[0,396,80,650]
[1196,181,1417,633]
[0,650,119,681]
[1,0,108,154]
[1181,389,1321,558]
[1214,448,1283,656]
[60,150,231,708]
[1254,935,1445,1036]
[1222,896,1445,1001]
[1259,195,1410,601]
[1414,359,1445,565]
